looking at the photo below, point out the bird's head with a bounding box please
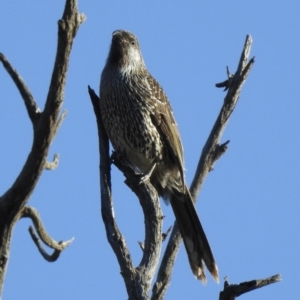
[106,30,145,75]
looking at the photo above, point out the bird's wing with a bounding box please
[145,74,185,186]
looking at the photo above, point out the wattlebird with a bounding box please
[100,30,218,284]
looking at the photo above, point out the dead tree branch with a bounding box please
[152,35,255,300]
[88,87,136,296]
[0,1,85,296]
[89,87,163,299]
[21,206,74,262]
[0,53,40,124]
[219,274,281,300]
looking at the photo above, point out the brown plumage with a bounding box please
[100,30,218,284]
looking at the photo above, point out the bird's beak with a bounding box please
[112,30,122,37]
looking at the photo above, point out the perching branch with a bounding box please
[88,87,163,299]
[153,35,255,300]
[0,1,85,296]
[219,274,281,300]
[21,206,74,262]
[112,152,163,289]
[88,87,135,295]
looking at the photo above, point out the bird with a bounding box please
[99,29,218,284]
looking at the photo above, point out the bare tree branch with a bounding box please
[89,86,164,299]
[21,206,74,251]
[0,1,85,296]
[219,274,281,300]
[209,140,230,171]
[44,5,85,117]
[88,87,136,295]
[153,35,255,300]
[191,35,254,200]
[20,206,73,262]
[152,222,180,300]
[28,227,63,262]
[0,53,40,124]
[112,152,163,291]
[0,0,84,216]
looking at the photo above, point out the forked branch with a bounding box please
[0,1,85,296]
[89,87,163,299]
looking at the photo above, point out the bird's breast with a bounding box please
[100,74,163,173]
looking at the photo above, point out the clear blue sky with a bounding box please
[1,1,299,299]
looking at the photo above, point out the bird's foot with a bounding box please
[111,151,156,187]
[137,163,156,185]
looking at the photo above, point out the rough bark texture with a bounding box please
[0,1,85,297]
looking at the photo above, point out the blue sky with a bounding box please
[1,1,299,299]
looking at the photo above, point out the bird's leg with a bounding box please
[125,162,156,187]
[138,163,156,185]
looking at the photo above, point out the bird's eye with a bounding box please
[131,41,135,46]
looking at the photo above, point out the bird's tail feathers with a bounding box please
[170,186,219,284]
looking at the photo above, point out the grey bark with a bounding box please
[0,1,85,297]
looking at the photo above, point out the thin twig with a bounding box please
[43,1,85,117]
[191,35,254,199]
[0,53,40,124]
[28,226,70,262]
[21,206,74,251]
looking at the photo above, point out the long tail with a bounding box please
[170,185,219,284]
